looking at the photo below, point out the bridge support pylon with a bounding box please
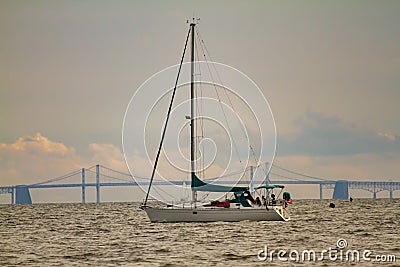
[333,180,349,199]
[96,164,100,203]
[11,187,15,204]
[82,168,86,203]
[15,185,32,204]
[319,184,323,199]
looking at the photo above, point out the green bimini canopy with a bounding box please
[191,174,248,192]
[255,185,285,190]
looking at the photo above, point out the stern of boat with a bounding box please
[272,205,290,221]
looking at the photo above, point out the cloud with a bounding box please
[0,133,75,156]
[88,143,127,172]
[0,133,126,186]
[274,153,400,181]
[378,132,397,142]
[279,110,400,156]
[271,111,400,190]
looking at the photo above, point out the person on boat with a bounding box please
[243,190,256,204]
[262,195,267,206]
[270,194,276,205]
[283,192,292,207]
[255,197,262,206]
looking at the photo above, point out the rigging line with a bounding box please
[196,29,237,124]
[195,28,245,173]
[194,36,200,178]
[209,169,244,180]
[202,163,262,181]
[252,161,270,169]
[196,29,266,178]
[199,191,210,201]
[272,164,333,181]
[253,161,270,185]
[204,168,249,181]
[150,182,182,201]
[195,35,206,179]
[143,27,191,206]
[196,30,264,179]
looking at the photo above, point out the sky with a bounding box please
[1,1,399,202]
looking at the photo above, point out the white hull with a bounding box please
[143,206,289,222]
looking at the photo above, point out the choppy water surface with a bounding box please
[1,199,399,266]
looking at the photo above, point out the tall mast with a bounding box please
[142,24,191,207]
[190,20,196,205]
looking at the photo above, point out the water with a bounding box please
[1,199,399,266]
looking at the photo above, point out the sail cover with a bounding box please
[191,174,248,192]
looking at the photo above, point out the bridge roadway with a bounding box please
[26,180,333,188]
[1,180,399,204]
[1,164,399,204]
[0,180,333,203]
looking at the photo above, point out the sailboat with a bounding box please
[140,20,291,222]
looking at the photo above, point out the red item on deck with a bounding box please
[215,201,230,208]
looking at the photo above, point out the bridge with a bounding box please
[1,164,399,204]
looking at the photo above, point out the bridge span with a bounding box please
[1,164,399,204]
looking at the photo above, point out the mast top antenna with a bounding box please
[187,17,200,26]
